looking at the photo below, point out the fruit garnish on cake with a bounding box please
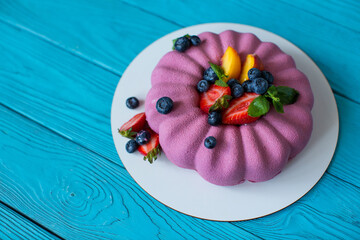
[221,46,241,81]
[120,35,299,162]
[120,31,313,186]
[118,95,164,163]
[197,47,298,128]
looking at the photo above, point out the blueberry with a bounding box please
[126,97,139,109]
[174,36,191,52]
[252,78,269,95]
[197,80,210,93]
[262,71,274,84]
[231,84,244,98]
[208,111,222,126]
[135,130,151,145]
[203,67,218,84]
[156,96,173,114]
[242,80,254,92]
[204,136,217,149]
[190,35,201,46]
[248,68,262,80]
[227,78,239,88]
[126,139,138,153]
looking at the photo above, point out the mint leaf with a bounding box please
[265,85,280,102]
[209,62,228,81]
[273,100,284,113]
[214,80,228,87]
[209,62,224,78]
[276,86,299,105]
[248,95,270,117]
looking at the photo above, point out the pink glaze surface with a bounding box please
[145,31,314,186]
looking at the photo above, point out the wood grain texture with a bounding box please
[0,203,59,240]
[329,95,360,185]
[0,20,120,163]
[1,104,360,239]
[0,0,179,76]
[0,19,359,188]
[233,173,360,239]
[0,0,359,238]
[0,0,359,102]
[0,105,259,240]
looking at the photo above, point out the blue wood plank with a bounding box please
[0,0,359,102]
[0,105,260,240]
[0,0,359,238]
[0,19,359,189]
[0,203,60,240]
[0,20,120,163]
[1,104,359,238]
[232,173,360,239]
[0,0,179,76]
[329,95,360,185]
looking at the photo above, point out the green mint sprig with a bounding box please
[248,85,299,117]
[214,79,228,87]
[172,34,191,50]
[209,62,228,82]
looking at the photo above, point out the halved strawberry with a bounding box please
[138,129,161,163]
[118,112,146,139]
[222,93,260,125]
[200,84,231,113]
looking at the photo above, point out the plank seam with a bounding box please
[0,103,126,171]
[0,201,64,240]
[278,0,359,33]
[326,171,360,190]
[333,90,360,105]
[120,0,184,28]
[229,223,265,240]
[0,17,121,77]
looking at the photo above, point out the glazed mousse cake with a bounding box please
[119,30,314,186]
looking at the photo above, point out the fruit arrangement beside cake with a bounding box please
[118,31,313,186]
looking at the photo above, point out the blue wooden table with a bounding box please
[1,0,359,239]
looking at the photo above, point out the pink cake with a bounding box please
[145,30,314,186]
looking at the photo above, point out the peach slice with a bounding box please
[239,54,264,83]
[221,46,241,82]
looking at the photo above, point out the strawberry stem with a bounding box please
[118,127,137,140]
[143,146,161,164]
[209,95,232,112]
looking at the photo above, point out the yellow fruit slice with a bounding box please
[239,54,264,83]
[221,46,241,82]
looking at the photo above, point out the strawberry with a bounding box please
[222,93,260,125]
[138,129,161,163]
[118,112,146,139]
[200,84,231,113]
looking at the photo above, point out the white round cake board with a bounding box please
[111,23,339,221]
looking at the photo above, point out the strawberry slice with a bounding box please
[118,112,146,139]
[200,84,231,113]
[222,93,260,125]
[138,129,161,163]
